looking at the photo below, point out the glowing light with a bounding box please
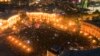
[80,31,83,34]
[68,21,76,26]
[26,48,32,52]
[0,0,4,2]
[55,19,59,22]
[8,36,12,38]
[11,38,15,41]
[83,32,88,36]
[26,40,31,44]
[12,26,17,31]
[0,22,2,26]
[81,21,100,39]
[60,25,64,29]
[18,42,22,46]
[0,12,99,52]
[53,23,57,26]
[23,45,26,49]
[46,20,50,24]
[64,27,68,30]
[34,23,41,29]
[88,36,93,39]
[72,28,77,32]
[0,12,98,40]
[92,40,97,44]
[15,40,18,43]
[7,35,33,53]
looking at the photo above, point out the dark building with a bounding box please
[11,0,29,6]
[0,0,30,5]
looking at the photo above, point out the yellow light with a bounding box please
[39,19,43,22]
[56,24,60,27]
[68,21,76,26]
[23,45,27,49]
[8,0,11,2]
[0,22,3,26]
[56,19,59,22]
[53,23,57,26]
[84,32,88,36]
[72,28,76,32]
[5,0,8,2]
[64,27,67,30]
[11,38,15,41]
[26,48,31,52]
[46,20,50,24]
[92,40,97,44]
[60,25,63,29]
[0,0,3,2]
[80,31,83,34]
[52,18,55,22]
[12,26,17,31]
[15,40,18,43]
[18,43,22,46]
[88,36,93,39]
[3,12,100,53]
[8,36,12,39]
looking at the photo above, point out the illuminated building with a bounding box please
[0,0,11,4]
